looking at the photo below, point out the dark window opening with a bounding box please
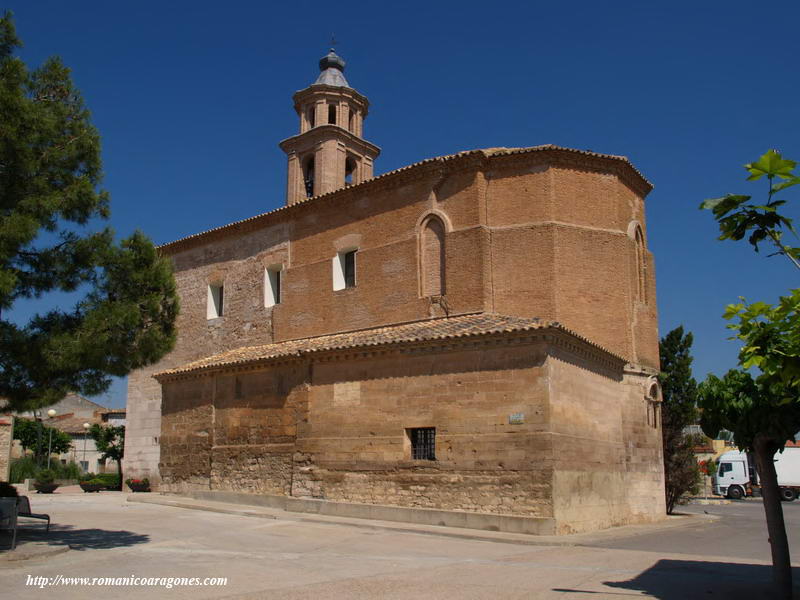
[344,250,356,288]
[307,106,315,128]
[348,108,354,132]
[304,156,315,198]
[273,270,281,304]
[328,103,336,125]
[345,157,356,185]
[409,427,436,460]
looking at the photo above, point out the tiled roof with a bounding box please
[156,313,625,379]
[41,413,102,435]
[158,145,652,254]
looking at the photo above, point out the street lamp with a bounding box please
[82,423,91,473]
[46,409,56,469]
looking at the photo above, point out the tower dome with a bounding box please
[314,49,349,87]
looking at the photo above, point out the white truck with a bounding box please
[714,447,800,501]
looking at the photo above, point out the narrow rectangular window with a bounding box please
[408,427,436,461]
[333,249,357,291]
[344,250,356,288]
[265,267,281,307]
[208,283,224,319]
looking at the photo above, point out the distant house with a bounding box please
[17,393,108,420]
[11,393,126,474]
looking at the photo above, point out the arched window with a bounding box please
[421,216,446,297]
[303,156,315,198]
[345,156,356,186]
[635,226,647,303]
[647,381,660,428]
[328,103,336,125]
[348,108,354,132]
[307,106,315,129]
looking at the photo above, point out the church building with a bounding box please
[124,49,665,535]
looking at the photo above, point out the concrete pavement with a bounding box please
[0,491,797,599]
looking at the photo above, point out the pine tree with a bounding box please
[659,326,701,514]
[0,13,178,412]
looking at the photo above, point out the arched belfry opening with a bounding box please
[303,155,315,198]
[345,156,356,186]
[421,216,446,297]
[279,48,381,206]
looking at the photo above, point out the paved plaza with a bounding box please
[1,490,798,599]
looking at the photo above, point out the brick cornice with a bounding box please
[278,125,381,157]
[154,322,626,384]
[157,145,652,256]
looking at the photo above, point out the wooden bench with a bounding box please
[16,496,50,532]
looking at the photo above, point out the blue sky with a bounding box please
[7,1,800,409]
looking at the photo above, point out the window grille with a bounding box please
[409,427,436,461]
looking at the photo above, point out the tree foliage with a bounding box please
[0,12,179,413]
[12,418,71,457]
[659,326,701,513]
[700,149,800,269]
[89,424,124,489]
[699,149,800,599]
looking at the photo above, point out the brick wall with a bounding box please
[127,148,658,491]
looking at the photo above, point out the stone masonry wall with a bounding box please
[294,342,555,517]
[210,365,308,495]
[547,352,665,534]
[158,332,664,534]
[160,363,309,494]
[0,416,12,482]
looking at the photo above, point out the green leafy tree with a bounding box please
[89,424,124,490]
[13,417,71,461]
[659,326,701,513]
[701,149,800,269]
[700,150,800,599]
[0,12,179,413]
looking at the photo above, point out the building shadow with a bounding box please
[553,559,800,599]
[1,522,149,552]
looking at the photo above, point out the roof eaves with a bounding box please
[157,145,651,254]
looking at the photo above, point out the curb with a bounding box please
[127,496,278,520]
[128,494,718,549]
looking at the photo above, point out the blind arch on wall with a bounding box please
[634,225,647,303]
[420,215,446,297]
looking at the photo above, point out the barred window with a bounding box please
[408,427,436,461]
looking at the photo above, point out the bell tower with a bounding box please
[279,49,381,206]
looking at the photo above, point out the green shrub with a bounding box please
[55,461,82,480]
[79,472,97,484]
[9,456,38,483]
[0,482,19,497]
[96,473,120,489]
[35,469,56,484]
